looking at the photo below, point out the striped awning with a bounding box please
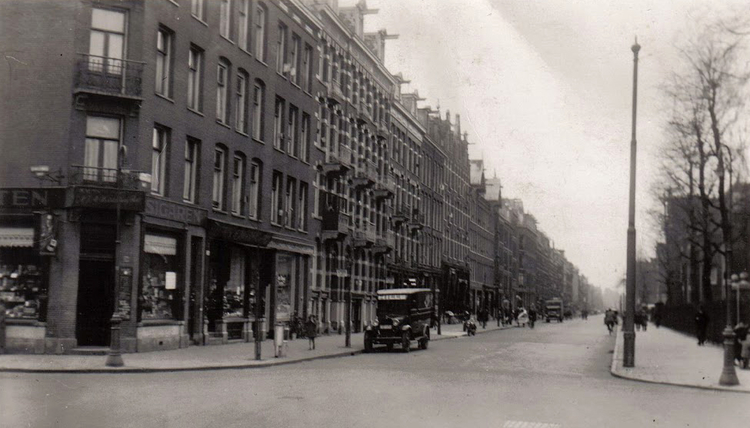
[0,228,34,248]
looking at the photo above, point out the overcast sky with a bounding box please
[354,0,750,290]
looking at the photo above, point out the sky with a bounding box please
[352,0,750,290]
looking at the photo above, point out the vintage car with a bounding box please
[545,298,564,323]
[364,288,433,353]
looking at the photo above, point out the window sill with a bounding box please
[155,93,174,103]
[187,107,204,117]
[212,208,227,214]
[312,214,322,221]
[276,71,288,80]
[270,221,282,227]
[236,130,250,138]
[304,90,314,99]
[220,35,235,45]
[256,58,268,68]
[139,319,181,326]
[182,198,197,205]
[239,47,253,57]
[252,137,265,145]
[216,120,231,129]
[191,15,208,27]
[168,0,179,7]
[273,147,285,154]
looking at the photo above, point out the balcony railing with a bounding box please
[322,145,353,176]
[322,210,351,240]
[373,231,395,254]
[69,165,146,191]
[391,205,411,226]
[353,225,376,248]
[351,160,377,188]
[409,212,425,231]
[373,174,396,199]
[75,54,145,98]
[327,82,346,105]
[357,101,373,124]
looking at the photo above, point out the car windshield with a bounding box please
[377,299,410,316]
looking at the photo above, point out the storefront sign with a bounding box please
[207,220,272,246]
[117,268,133,321]
[71,187,145,211]
[0,188,65,209]
[145,198,206,226]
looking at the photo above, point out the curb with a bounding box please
[0,325,509,374]
[609,324,750,394]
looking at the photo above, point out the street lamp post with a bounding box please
[720,146,739,385]
[345,254,352,348]
[623,38,640,368]
[106,146,127,367]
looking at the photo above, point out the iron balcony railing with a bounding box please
[69,165,145,191]
[75,53,145,97]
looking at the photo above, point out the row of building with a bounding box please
[0,0,601,354]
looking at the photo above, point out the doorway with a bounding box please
[76,259,115,346]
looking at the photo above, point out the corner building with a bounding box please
[0,0,322,353]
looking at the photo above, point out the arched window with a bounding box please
[216,58,231,124]
[254,3,267,61]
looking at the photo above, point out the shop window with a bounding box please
[224,246,246,318]
[275,252,296,322]
[0,246,45,320]
[140,234,180,320]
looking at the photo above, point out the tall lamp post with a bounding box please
[623,38,640,368]
[106,146,127,367]
[345,253,352,348]
[719,145,739,385]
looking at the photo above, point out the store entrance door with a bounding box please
[76,259,115,346]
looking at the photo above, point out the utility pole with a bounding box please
[623,38,640,368]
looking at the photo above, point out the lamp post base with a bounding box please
[105,314,124,367]
[719,326,739,386]
[623,330,635,368]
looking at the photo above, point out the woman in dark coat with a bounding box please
[695,306,709,346]
[305,315,318,350]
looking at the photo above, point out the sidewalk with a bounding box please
[610,322,750,393]
[0,321,509,373]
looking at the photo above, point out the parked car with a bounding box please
[364,288,433,353]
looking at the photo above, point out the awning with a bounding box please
[144,234,177,255]
[0,228,34,248]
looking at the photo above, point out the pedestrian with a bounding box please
[479,308,488,329]
[305,315,318,350]
[694,305,709,346]
[528,304,538,329]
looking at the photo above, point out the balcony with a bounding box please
[357,102,373,125]
[375,122,389,141]
[350,161,377,188]
[322,210,351,241]
[74,54,144,100]
[373,174,396,200]
[353,225,376,248]
[68,165,147,211]
[326,81,347,105]
[391,205,411,226]
[320,145,353,176]
[409,212,425,231]
[372,232,395,255]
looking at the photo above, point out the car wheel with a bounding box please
[402,332,411,353]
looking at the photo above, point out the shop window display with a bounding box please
[0,259,44,320]
[140,234,181,320]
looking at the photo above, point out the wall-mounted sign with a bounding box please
[0,188,65,209]
[145,197,206,225]
[71,187,145,211]
[207,220,272,246]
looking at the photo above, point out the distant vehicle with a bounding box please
[545,298,564,323]
[364,288,433,353]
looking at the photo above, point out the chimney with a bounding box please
[456,114,461,137]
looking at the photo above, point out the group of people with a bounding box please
[290,312,320,350]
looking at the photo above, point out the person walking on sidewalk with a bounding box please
[305,315,318,350]
[694,305,709,346]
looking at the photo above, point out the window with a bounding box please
[271,171,283,224]
[231,154,245,215]
[313,172,321,217]
[151,126,169,195]
[248,160,261,219]
[254,4,266,61]
[84,116,121,182]
[303,44,313,92]
[213,147,227,210]
[238,0,249,50]
[188,46,203,111]
[252,80,265,141]
[301,113,310,162]
[191,0,204,21]
[290,34,300,84]
[219,0,231,40]
[89,8,126,74]
[286,177,296,229]
[216,60,230,123]
[155,27,173,97]
[273,97,285,150]
[183,138,199,203]
[276,23,287,74]
[287,105,298,156]
[298,182,308,231]
[236,71,248,133]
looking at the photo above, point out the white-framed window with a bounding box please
[231,153,245,215]
[273,96,285,150]
[188,46,203,111]
[290,34,300,84]
[84,115,121,182]
[298,182,308,231]
[255,4,266,61]
[219,0,231,40]
[191,0,204,21]
[252,80,264,141]
[276,23,287,74]
[301,113,310,162]
[155,27,173,97]
[286,177,296,229]
[216,60,229,123]
[213,147,227,210]
[248,160,260,219]
[287,105,298,156]
[236,71,248,133]
[238,0,249,50]
[151,126,169,195]
[271,171,282,224]
[183,138,199,203]
[89,7,126,74]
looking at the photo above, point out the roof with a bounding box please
[376,288,432,295]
